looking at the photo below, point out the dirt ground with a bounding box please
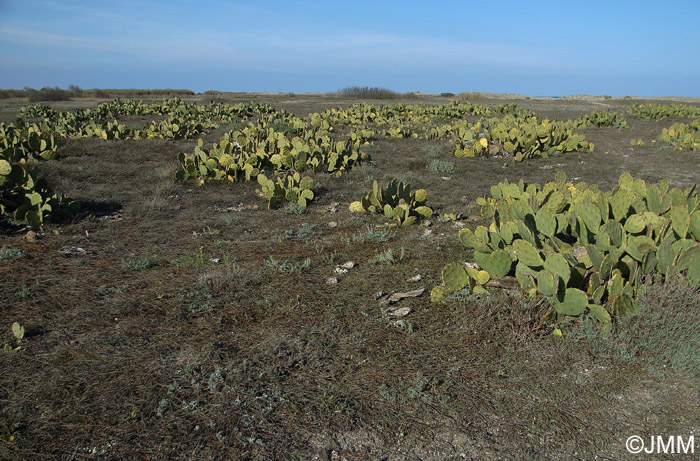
[1,93,699,460]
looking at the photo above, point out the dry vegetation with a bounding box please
[1,92,699,459]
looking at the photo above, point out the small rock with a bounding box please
[378,288,425,305]
[407,274,422,282]
[334,267,348,275]
[441,176,451,180]
[25,230,39,243]
[422,220,432,227]
[327,221,338,228]
[210,258,221,264]
[97,213,122,222]
[326,277,338,284]
[340,261,355,269]
[422,229,433,237]
[58,246,86,256]
[453,221,466,229]
[389,307,411,317]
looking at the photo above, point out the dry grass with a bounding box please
[0,94,699,459]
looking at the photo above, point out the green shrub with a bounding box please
[350,226,394,244]
[24,87,71,103]
[122,257,154,271]
[338,86,400,99]
[0,246,25,261]
[426,159,456,174]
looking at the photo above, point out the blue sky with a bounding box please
[1,0,699,96]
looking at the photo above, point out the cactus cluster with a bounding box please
[136,118,216,140]
[660,119,700,151]
[348,179,433,225]
[433,171,700,331]
[627,103,700,120]
[0,121,58,161]
[176,118,367,185]
[1,147,79,228]
[453,116,593,161]
[491,103,537,119]
[431,262,492,302]
[572,110,629,129]
[257,172,314,209]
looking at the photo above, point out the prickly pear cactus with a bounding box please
[349,179,433,225]
[433,171,700,333]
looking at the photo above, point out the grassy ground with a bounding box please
[1,93,699,459]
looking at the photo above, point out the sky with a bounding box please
[1,0,699,96]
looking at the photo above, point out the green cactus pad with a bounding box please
[474,249,513,278]
[549,288,588,316]
[676,244,700,271]
[575,202,602,233]
[585,245,604,271]
[402,216,418,226]
[543,252,571,284]
[623,214,646,234]
[516,220,536,245]
[431,285,451,302]
[613,294,635,316]
[646,184,662,214]
[383,204,394,219]
[669,205,690,238]
[0,159,11,176]
[442,263,469,292]
[414,188,428,204]
[299,177,314,190]
[458,228,492,253]
[603,220,625,247]
[587,304,611,323]
[610,190,631,221]
[536,270,558,296]
[512,239,543,267]
[476,270,490,285]
[414,206,433,218]
[515,262,536,291]
[626,235,656,262]
[535,209,556,237]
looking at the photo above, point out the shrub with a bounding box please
[0,89,26,100]
[338,86,399,99]
[426,159,456,174]
[121,257,154,271]
[0,246,25,261]
[24,87,71,103]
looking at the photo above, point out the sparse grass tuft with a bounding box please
[350,225,394,244]
[0,246,25,261]
[282,202,307,215]
[369,247,405,265]
[426,159,456,174]
[421,144,443,159]
[263,256,312,273]
[569,276,700,378]
[274,223,316,242]
[121,256,153,271]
